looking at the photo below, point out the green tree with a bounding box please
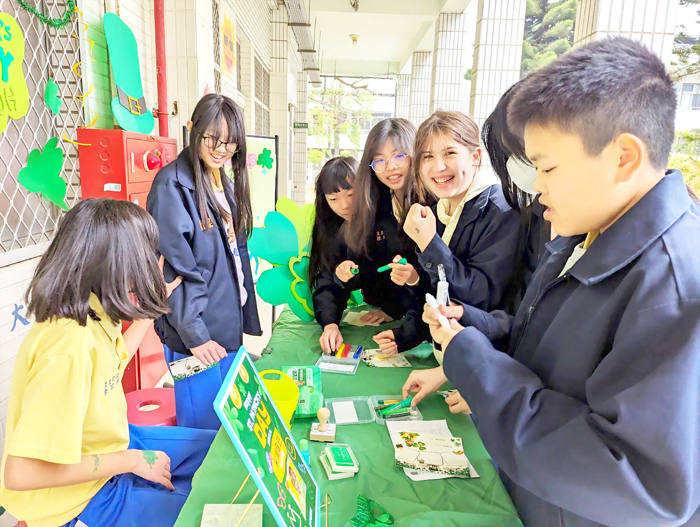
[672,0,700,80]
[521,0,577,75]
[308,77,377,162]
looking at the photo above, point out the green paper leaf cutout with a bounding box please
[44,78,62,115]
[18,137,69,210]
[256,262,314,322]
[257,148,274,170]
[248,211,298,266]
[276,197,315,254]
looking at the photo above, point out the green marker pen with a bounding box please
[351,268,359,275]
[377,258,407,273]
[380,395,414,415]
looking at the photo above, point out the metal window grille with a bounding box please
[254,58,263,102]
[212,0,221,93]
[0,1,85,253]
[236,40,241,92]
[262,68,270,107]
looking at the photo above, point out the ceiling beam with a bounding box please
[312,0,443,16]
[398,20,435,72]
[320,59,402,77]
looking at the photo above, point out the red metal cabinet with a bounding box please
[78,129,177,391]
[77,129,177,209]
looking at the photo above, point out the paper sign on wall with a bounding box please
[0,13,30,134]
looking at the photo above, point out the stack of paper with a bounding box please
[386,420,479,481]
[343,311,381,327]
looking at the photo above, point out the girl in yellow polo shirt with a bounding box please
[0,199,216,527]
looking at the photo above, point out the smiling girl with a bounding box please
[339,119,428,336]
[147,94,261,429]
[377,111,520,358]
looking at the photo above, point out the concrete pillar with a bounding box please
[293,76,308,205]
[469,0,527,127]
[574,0,680,65]
[395,74,411,119]
[430,13,469,114]
[409,52,433,126]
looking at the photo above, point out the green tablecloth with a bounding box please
[175,308,522,527]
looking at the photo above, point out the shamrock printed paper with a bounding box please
[18,137,70,210]
[0,14,31,134]
[44,78,62,115]
[257,148,274,170]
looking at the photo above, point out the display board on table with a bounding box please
[214,347,320,527]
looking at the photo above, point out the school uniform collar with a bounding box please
[435,185,499,243]
[88,293,122,341]
[566,170,691,285]
[175,149,196,190]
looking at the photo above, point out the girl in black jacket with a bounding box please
[308,157,361,353]
[148,94,261,429]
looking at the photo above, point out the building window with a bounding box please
[680,83,700,110]
[212,0,221,93]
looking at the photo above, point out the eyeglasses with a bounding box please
[370,153,408,174]
[203,135,238,153]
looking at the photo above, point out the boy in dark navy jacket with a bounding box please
[405,38,700,527]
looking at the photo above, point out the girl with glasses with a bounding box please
[337,118,432,355]
[147,94,261,428]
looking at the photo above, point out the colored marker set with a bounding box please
[316,347,362,375]
[334,344,363,359]
[369,395,423,425]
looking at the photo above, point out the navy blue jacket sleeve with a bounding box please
[147,180,212,349]
[417,208,519,311]
[392,309,431,352]
[443,299,700,526]
[313,266,351,328]
[452,299,513,343]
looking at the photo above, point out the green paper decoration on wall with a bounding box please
[257,148,274,170]
[249,199,316,322]
[18,137,70,210]
[0,13,31,134]
[103,13,154,134]
[44,78,62,114]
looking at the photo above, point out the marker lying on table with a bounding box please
[380,395,414,415]
[352,345,364,359]
[377,258,407,273]
[425,293,451,330]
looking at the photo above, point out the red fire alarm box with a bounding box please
[77,129,178,392]
[77,128,178,209]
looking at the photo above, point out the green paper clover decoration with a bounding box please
[18,137,70,210]
[44,78,62,115]
[249,197,363,321]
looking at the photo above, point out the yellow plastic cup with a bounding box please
[260,369,300,427]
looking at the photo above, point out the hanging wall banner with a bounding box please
[0,13,30,134]
[221,15,236,79]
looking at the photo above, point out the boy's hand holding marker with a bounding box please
[403,204,437,252]
[335,260,359,283]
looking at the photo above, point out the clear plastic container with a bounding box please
[315,354,360,375]
[326,396,377,425]
[369,394,423,425]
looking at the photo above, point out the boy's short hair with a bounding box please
[508,37,677,170]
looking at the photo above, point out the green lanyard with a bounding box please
[350,495,394,527]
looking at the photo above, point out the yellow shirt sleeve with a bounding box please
[7,354,92,465]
